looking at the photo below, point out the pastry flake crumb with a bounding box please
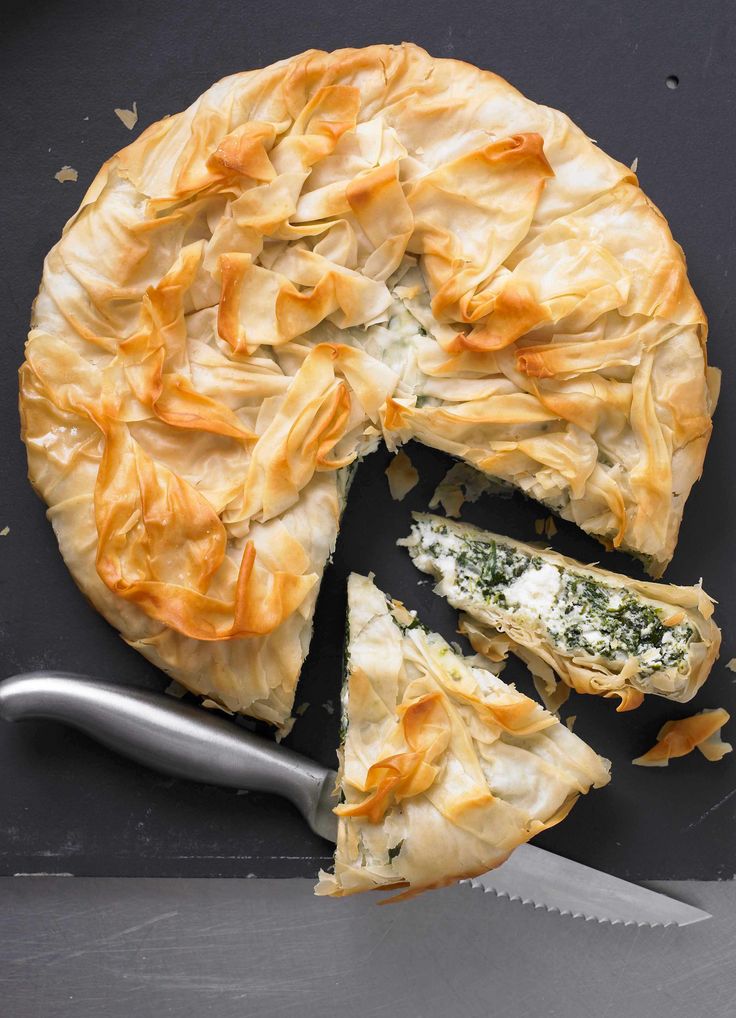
[429,462,493,518]
[322,699,335,715]
[726,659,736,672]
[565,715,577,732]
[54,166,78,183]
[295,702,310,716]
[535,517,557,538]
[275,716,296,742]
[385,449,418,501]
[164,679,188,699]
[114,102,138,130]
[630,156,639,173]
[0,526,9,537]
[633,708,732,767]
[201,698,234,715]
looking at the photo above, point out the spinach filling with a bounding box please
[547,574,693,672]
[339,603,351,742]
[418,524,694,676]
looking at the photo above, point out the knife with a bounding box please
[0,672,710,927]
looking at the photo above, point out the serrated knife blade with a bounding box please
[0,674,713,926]
[466,842,711,927]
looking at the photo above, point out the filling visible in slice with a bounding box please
[316,573,610,899]
[400,514,720,711]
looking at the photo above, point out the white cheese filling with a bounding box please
[405,518,695,677]
[503,562,561,618]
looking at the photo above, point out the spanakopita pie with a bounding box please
[316,573,610,898]
[19,44,718,723]
[401,514,721,712]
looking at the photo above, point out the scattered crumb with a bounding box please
[275,716,296,743]
[633,708,732,767]
[295,702,310,716]
[535,516,557,539]
[236,789,249,796]
[726,659,736,672]
[0,526,9,537]
[630,156,639,173]
[201,698,234,715]
[565,715,577,733]
[54,166,78,183]
[322,699,335,716]
[433,484,464,517]
[385,449,419,501]
[430,462,494,518]
[83,115,89,121]
[164,679,188,699]
[114,101,138,130]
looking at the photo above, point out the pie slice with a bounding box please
[20,44,718,723]
[316,573,610,898]
[401,514,721,712]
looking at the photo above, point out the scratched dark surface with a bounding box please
[0,0,735,881]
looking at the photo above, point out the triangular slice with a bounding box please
[316,573,610,899]
[401,514,720,713]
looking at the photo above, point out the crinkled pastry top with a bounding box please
[19,43,718,723]
[316,573,610,898]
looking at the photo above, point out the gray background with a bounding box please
[2,877,734,1018]
[1,0,735,1013]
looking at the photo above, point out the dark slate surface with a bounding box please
[0,0,734,880]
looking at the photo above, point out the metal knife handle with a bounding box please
[0,673,337,841]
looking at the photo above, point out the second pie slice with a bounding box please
[316,573,610,899]
[400,513,721,712]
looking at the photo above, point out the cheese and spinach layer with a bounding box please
[405,516,694,677]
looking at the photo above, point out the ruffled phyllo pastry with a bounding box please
[316,573,610,898]
[401,514,721,713]
[19,44,718,724]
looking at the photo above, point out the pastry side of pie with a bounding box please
[19,44,718,723]
[316,573,611,898]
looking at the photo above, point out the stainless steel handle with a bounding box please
[0,673,337,842]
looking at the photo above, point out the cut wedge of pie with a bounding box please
[316,572,610,898]
[19,44,718,723]
[401,514,721,712]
